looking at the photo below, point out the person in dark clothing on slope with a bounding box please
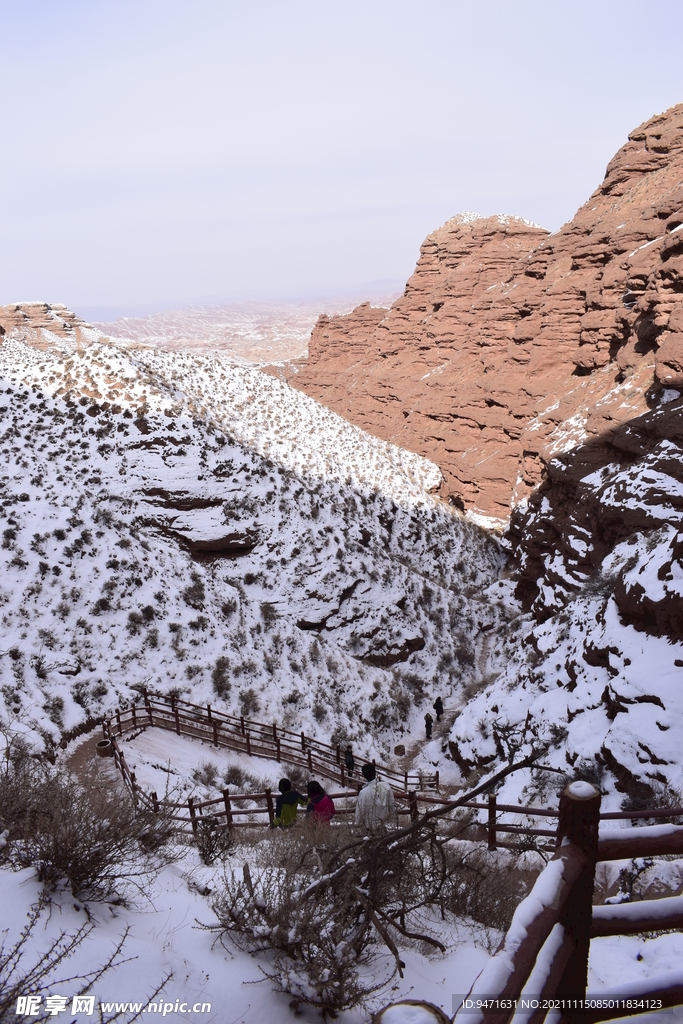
[273,778,307,827]
[424,712,433,739]
[433,696,444,722]
[306,780,335,824]
[344,745,355,779]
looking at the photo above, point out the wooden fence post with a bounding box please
[435,770,439,792]
[213,721,219,747]
[307,748,313,773]
[174,705,180,735]
[131,704,137,729]
[341,761,346,786]
[246,732,251,757]
[276,738,281,762]
[240,715,245,736]
[116,708,122,735]
[102,721,108,738]
[223,789,233,827]
[152,791,159,813]
[301,731,306,751]
[265,788,274,825]
[336,745,341,765]
[555,780,601,1011]
[188,796,197,835]
[146,692,153,726]
[273,722,277,742]
[488,793,497,851]
[409,791,418,821]
[404,771,408,793]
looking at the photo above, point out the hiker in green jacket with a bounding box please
[272,777,307,827]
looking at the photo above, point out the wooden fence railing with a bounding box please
[104,723,443,833]
[102,689,439,793]
[102,709,683,865]
[440,782,683,1024]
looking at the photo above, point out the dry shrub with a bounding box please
[208,823,387,1014]
[0,897,171,1024]
[207,818,458,1015]
[440,843,538,934]
[0,756,176,902]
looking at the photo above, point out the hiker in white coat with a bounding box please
[355,762,396,829]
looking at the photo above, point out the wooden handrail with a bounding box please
[580,971,683,1023]
[459,845,588,1024]
[598,823,683,861]
[591,893,683,937]
[455,781,602,1024]
[105,695,438,792]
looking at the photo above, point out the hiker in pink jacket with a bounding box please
[306,780,335,824]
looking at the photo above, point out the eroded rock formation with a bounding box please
[292,105,683,518]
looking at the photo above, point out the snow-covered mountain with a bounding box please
[2,300,682,806]
[0,308,502,766]
[449,392,683,811]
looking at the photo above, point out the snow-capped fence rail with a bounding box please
[449,781,683,1024]
[102,689,440,794]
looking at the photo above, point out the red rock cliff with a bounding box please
[291,105,683,518]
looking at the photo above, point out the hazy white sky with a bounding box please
[1,1,682,319]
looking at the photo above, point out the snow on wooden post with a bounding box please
[246,731,251,757]
[555,780,601,1008]
[213,721,219,747]
[455,841,589,1023]
[341,761,346,786]
[188,796,197,835]
[223,789,233,827]
[174,705,180,735]
[265,788,274,825]
[488,793,497,851]
[102,721,107,738]
[240,715,245,736]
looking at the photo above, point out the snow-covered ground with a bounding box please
[4,829,683,1023]
[0,858,493,1023]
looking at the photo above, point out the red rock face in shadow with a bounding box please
[291,105,683,518]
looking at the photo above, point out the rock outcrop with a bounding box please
[0,302,90,339]
[291,105,683,518]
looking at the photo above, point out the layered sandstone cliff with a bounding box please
[291,105,683,518]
